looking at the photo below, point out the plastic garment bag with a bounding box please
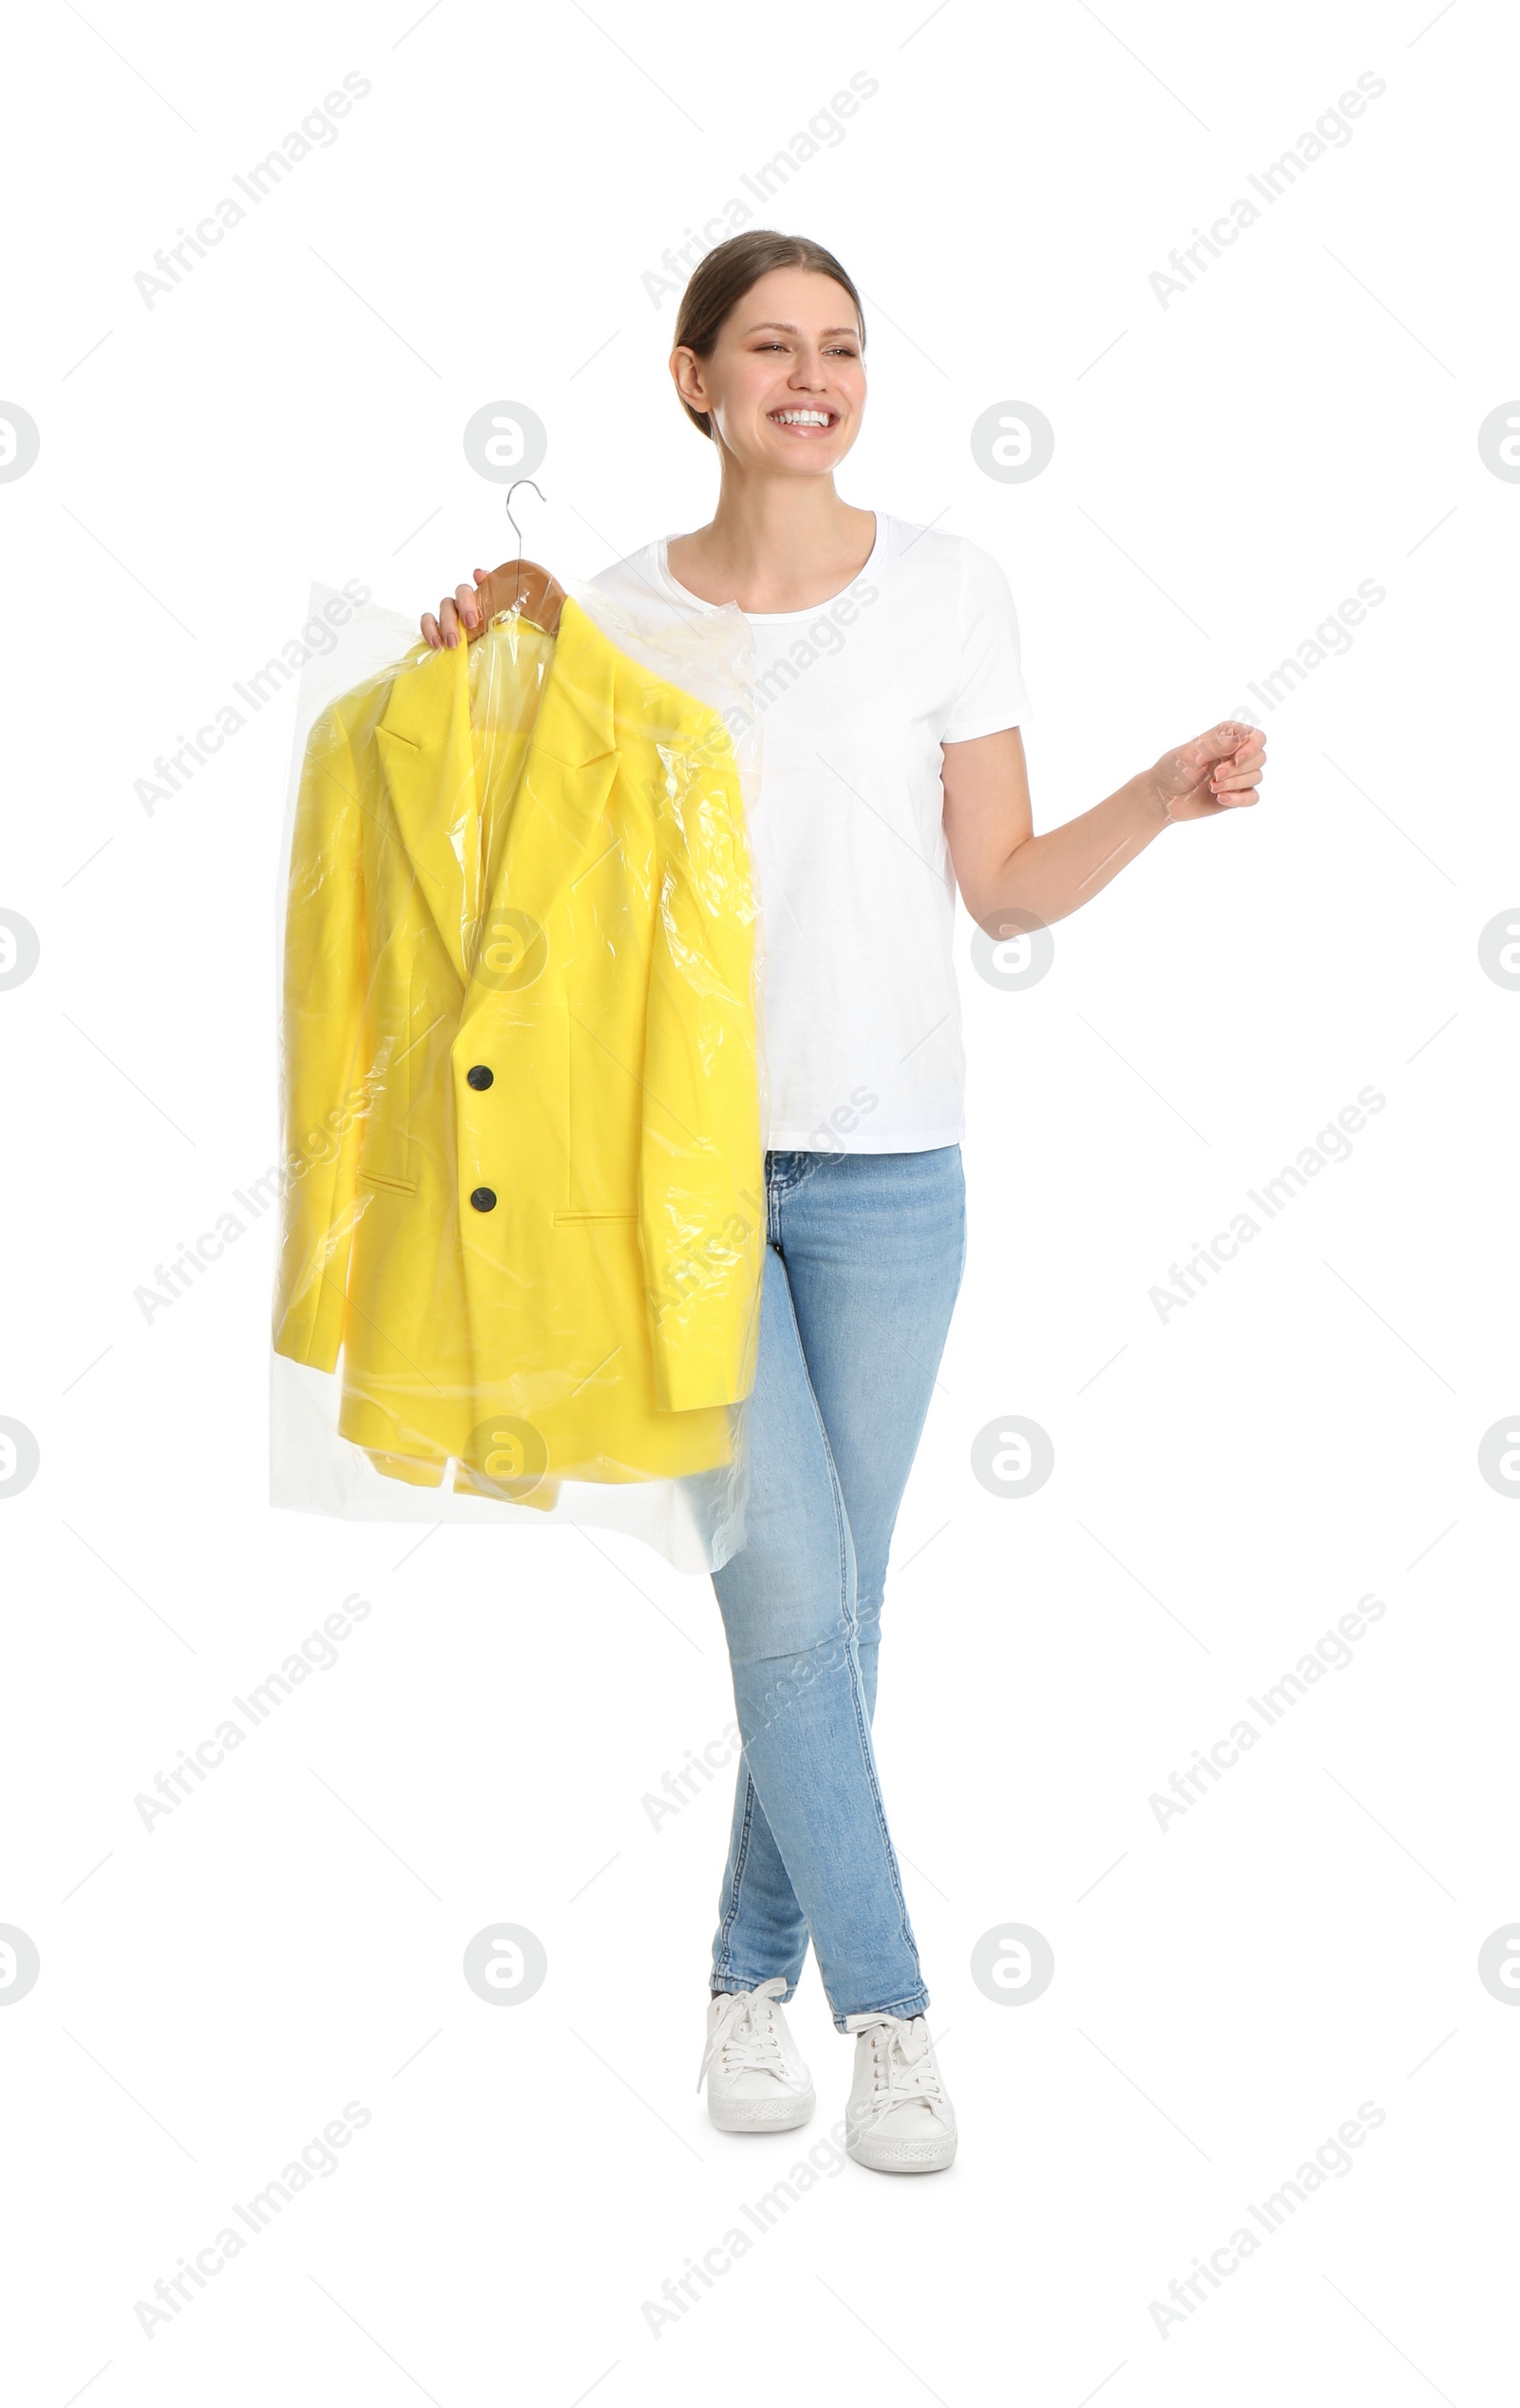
[270,575,767,1573]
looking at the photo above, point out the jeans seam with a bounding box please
[711,1769,757,1979]
[846,1634,922,1979]
[776,1261,924,2020]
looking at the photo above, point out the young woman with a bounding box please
[423,230,1264,2175]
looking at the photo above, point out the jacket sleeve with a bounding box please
[637,711,765,1412]
[273,698,370,1372]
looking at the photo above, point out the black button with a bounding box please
[466,1064,493,1090]
[469,1187,497,1213]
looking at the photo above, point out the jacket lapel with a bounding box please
[472,597,620,970]
[375,599,622,994]
[375,636,481,985]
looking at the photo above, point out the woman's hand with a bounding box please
[944,717,1264,934]
[1150,721,1266,822]
[420,571,491,650]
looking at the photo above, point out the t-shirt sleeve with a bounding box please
[941,543,1031,741]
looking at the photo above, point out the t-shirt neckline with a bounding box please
[656,513,885,623]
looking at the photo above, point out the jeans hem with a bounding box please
[710,1973,799,2004]
[831,1987,930,2034]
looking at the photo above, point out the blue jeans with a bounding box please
[709,1145,966,2031]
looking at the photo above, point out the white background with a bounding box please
[3,1,1516,2399]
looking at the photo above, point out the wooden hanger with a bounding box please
[467,557,565,640]
[468,480,564,638]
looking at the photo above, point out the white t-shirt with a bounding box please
[589,513,1030,1153]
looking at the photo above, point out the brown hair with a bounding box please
[672,230,865,438]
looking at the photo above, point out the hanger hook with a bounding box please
[504,477,546,559]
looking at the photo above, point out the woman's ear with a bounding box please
[670,346,706,411]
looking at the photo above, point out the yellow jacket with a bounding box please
[275,596,763,1498]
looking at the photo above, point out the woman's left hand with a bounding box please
[1150,721,1266,822]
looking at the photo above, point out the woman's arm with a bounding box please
[942,721,1265,933]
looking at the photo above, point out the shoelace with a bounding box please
[854,2016,947,2127]
[696,1977,793,2092]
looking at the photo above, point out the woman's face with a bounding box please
[674,266,865,473]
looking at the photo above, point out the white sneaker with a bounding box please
[697,1978,815,2132]
[844,2012,957,2172]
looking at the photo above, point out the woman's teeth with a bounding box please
[771,410,833,427]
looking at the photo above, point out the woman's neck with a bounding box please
[667,468,876,613]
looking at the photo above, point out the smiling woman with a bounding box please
[422,225,1266,2179]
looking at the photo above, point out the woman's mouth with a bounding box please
[769,408,838,435]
